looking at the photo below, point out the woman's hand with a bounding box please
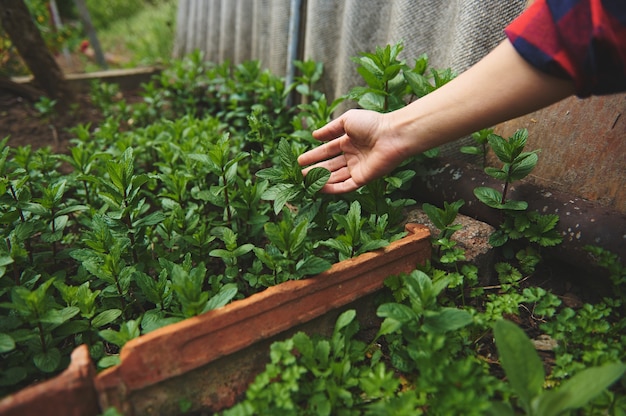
[297,41,576,195]
[297,109,409,194]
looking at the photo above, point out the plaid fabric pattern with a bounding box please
[505,0,626,96]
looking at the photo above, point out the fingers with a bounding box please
[312,114,348,142]
[299,151,360,194]
[298,111,363,194]
[301,154,345,175]
[321,178,360,194]
[297,135,344,167]
[327,166,351,184]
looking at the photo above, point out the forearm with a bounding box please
[388,39,577,155]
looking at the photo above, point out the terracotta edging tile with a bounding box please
[0,344,99,416]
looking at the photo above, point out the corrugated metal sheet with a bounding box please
[173,0,526,102]
[174,0,291,77]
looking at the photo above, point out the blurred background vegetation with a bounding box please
[1,0,177,77]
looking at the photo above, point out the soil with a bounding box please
[0,88,104,154]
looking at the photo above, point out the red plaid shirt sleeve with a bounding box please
[505,0,626,96]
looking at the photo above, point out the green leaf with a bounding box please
[532,362,626,416]
[377,302,417,325]
[304,167,330,196]
[422,200,464,232]
[295,256,332,276]
[34,347,61,373]
[423,308,473,333]
[493,319,545,412]
[277,139,297,171]
[484,167,509,181]
[232,244,255,257]
[92,309,122,328]
[0,333,15,353]
[488,134,512,163]
[255,166,285,181]
[474,187,504,209]
[460,146,482,155]
[204,283,238,312]
[99,319,140,348]
[422,202,445,230]
[98,355,120,369]
[99,329,128,348]
[405,270,436,312]
[510,128,529,156]
[271,184,301,215]
[489,230,509,247]
[358,92,386,112]
[319,238,352,259]
[40,306,80,325]
[133,211,166,228]
[355,55,383,80]
[0,366,27,387]
[0,255,14,267]
[141,311,181,333]
[509,152,538,181]
[358,239,389,254]
[501,200,528,211]
[334,309,357,333]
[376,316,404,337]
[404,71,432,97]
[209,248,235,259]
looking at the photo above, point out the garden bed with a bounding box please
[0,224,430,415]
[1,49,624,415]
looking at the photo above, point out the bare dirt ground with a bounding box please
[0,88,103,153]
[0,52,134,153]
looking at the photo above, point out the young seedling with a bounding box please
[472,129,562,252]
[474,129,537,211]
[460,128,493,168]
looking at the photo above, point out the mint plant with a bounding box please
[421,199,466,264]
[209,226,255,283]
[460,127,493,168]
[0,52,414,396]
[96,147,165,264]
[347,41,455,113]
[34,96,57,119]
[472,129,562,272]
[474,129,537,211]
[0,277,79,383]
[253,213,332,287]
[293,59,325,101]
[256,138,331,216]
[320,201,379,260]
